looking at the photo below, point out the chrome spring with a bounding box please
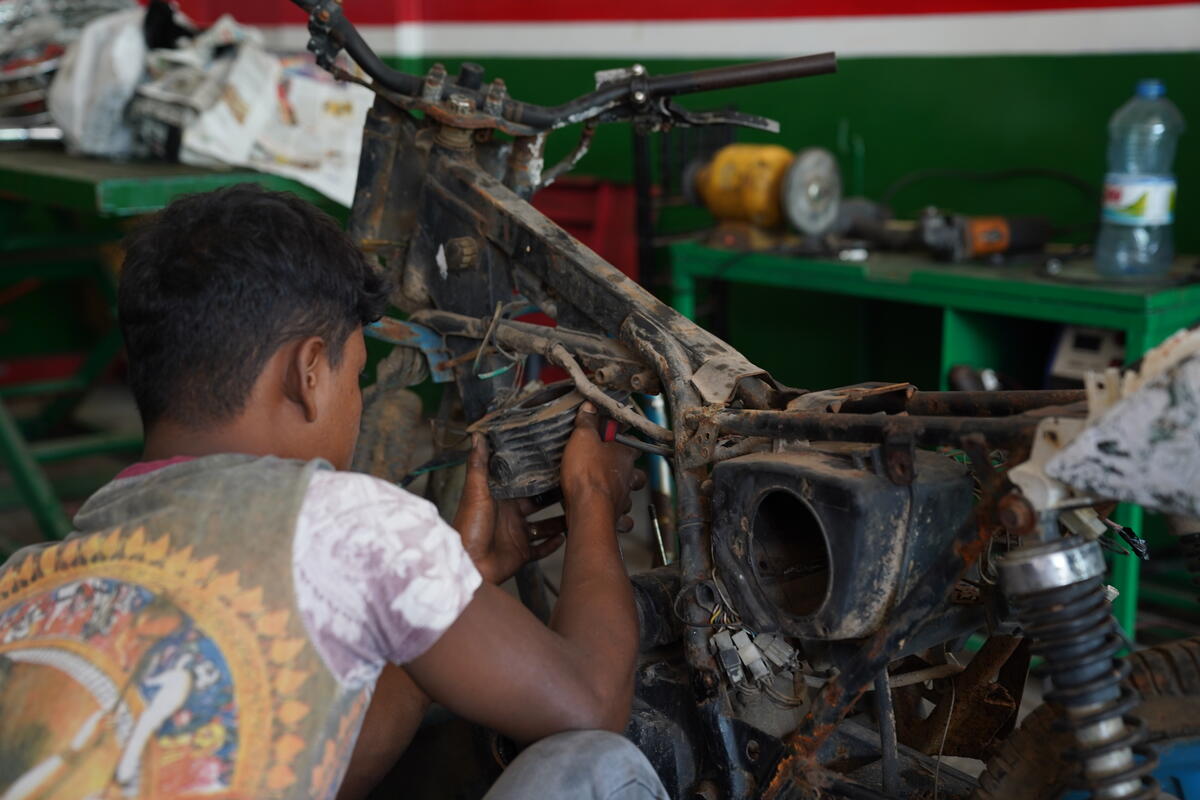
[1010,577,1159,799]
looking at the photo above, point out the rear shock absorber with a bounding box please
[999,537,1159,799]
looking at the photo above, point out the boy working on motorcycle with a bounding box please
[0,185,666,800]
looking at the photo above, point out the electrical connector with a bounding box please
[1062,507,1108,540]
[731,630,771,682]
[711,630,746,686]
[754,633,797,670]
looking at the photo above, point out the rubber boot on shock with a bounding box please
[999,538,1159,800]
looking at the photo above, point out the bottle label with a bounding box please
[1103,174,1176,225]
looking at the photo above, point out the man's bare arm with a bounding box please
[336,665,429,800]
[406,405,640,741]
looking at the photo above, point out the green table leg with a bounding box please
[940,308,986,390]
[1110,504,1142,638]
[673,268,697,321]
[0,400,72,540]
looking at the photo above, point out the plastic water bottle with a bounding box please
[1095,79,1185,280]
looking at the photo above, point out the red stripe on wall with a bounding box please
[179,0,1194,26]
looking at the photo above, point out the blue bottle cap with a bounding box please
[1136,79,1165,98]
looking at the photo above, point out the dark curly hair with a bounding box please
[118,184,388,428]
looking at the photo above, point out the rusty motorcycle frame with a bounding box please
[293,3,1174,798]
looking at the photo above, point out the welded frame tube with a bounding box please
[873,671,900,796]
[712,409,1042,449]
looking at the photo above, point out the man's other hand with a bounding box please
[453,434,565,585]
[412,401,643,744]
[561,403,644,532]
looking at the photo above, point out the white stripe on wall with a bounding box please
[261,4,1200,58]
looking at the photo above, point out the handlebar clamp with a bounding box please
[304,0,343,71]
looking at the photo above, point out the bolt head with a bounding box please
[447,93,473,114]
[997,492,1036,534]
[632,90,647,104]
[631,63,646,76]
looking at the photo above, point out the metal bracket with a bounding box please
[690,355,768,405]
[679,407,721,469]
[880,429,916,485]
[365,317,455,384]
[305,0,344,72]
[663,100,780,133]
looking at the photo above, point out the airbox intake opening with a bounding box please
[750,489,831,617]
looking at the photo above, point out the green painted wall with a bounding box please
[393,51,1200,391]
[401,52,1200,250]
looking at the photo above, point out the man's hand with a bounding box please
[453,435,565,585]
[410,401,644,743]
[561,403,644,531]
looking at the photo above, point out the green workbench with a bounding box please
[0,146,340,548]
[670,241,1200,637]
[0,147,338,219]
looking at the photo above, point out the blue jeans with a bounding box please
[483,731,669,800]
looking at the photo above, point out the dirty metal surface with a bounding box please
[892,635,1027,759]
[712,409,1046,450]
[691,355,769,406]
[787,382,915,414]
[467,380,622,499]
[709,446,973,642]
[760,435,1010,798]
[366,316,455,383]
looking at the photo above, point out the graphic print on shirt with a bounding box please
[0,528,324,799]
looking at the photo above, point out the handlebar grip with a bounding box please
[646,52,837,97]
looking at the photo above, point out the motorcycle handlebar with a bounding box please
[644,53,837,97]
[296,0,836,129]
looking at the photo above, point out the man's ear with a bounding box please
[284,336,328,423]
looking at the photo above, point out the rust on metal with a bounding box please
[892,635,1026,758]
[788,381,916,413]
[714,408,1046,449]
[997,491,1038,535]
[368,316,421,344]
[839,389,1089,417]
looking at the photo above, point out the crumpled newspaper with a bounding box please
[47,3,371,205]
[242,55,373,207]
[130,14,372,205]
[1048,327,1200,518]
